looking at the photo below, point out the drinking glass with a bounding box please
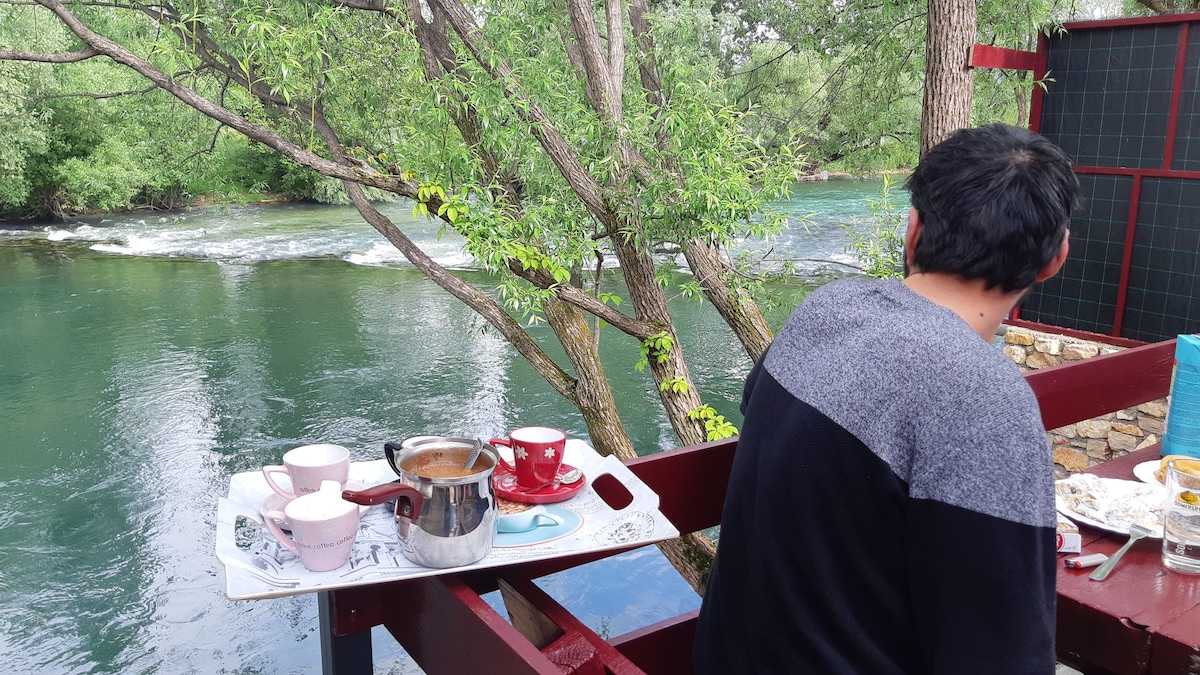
[1162,458,1200,574]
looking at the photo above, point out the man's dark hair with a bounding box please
[904,123,1080,292]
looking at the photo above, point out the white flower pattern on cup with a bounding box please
[544,448,556,459]
[516,447,528,460]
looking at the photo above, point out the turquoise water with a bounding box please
[0,179,899,673]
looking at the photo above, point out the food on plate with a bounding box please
[1154,455,1200,484]
[1055,473,1163,532]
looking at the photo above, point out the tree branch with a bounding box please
[331,0,405,20]
[28,0,422,199]
[427,0,614,226]
[39,83,159,99]
[731,43,797,79]
[0,46,99,62]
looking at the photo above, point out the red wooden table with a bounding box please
[314,337,1193,674]
[1056,444,1200,675]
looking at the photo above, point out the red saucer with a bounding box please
[493,463,585,504]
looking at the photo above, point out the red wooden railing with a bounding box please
[320,338,1178,674]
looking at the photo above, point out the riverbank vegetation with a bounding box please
[0,0,1142,222]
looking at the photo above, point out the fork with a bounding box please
[1089,523,1154,581]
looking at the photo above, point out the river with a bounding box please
[0,178,903,674]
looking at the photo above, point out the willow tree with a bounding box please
[1,0,804,590]
[714,0,1069,168]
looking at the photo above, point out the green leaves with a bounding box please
[659,376,690,394]
[635,331,675,372]
[843,174,906,280]
[687,404,738,441]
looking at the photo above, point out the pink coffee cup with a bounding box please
[490,426,567,488]
[262,444,350,500]
[263,480,359,572]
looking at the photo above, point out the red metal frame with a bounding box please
[1164,23,1190,169]
[1113,174,1143,336]
[970,44,1039,70]
[1061,13,1200,30]
[1023,337,1175,430]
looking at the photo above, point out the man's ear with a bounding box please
[1035,229,1070,283]
[904,208,922,264]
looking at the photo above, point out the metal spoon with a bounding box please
[519,468,584,493]
[463,437,483,471]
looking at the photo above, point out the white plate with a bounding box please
[1133,460,1164,487]
[1055,474,1164,539]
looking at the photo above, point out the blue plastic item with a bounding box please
[1163,334,1200,458]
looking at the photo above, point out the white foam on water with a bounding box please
[15,206,492,268]
[5,184,886,273]
[344,239,475,269]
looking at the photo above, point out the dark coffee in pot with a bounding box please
[401,448,493,479]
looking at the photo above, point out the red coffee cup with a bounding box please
[490,426,567,488]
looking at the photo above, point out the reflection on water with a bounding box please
[0,181,891,673]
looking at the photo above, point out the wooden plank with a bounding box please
[319,591,373,675]
[971,44,1038,70]
[326,584,386,636]
[608,610,699,675]
[1150,606,1200,675]
[1024,339,1175,430]
[1056,593,1153,674]
[377,575,561,674]
[498,575,645,674]
[498,577,564,649]
[624,438,736,534]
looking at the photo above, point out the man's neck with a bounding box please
[901,271,1027,341]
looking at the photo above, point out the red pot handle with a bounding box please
[342,483,425,518]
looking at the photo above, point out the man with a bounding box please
[694,123,1079,674]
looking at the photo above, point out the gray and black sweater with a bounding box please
[694,278,1057,674]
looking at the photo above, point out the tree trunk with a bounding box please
[920,0,976,156]
[682,240,773,362]
[628,0,773,362]
[1014,71,1029,129]
[541,297,637,460]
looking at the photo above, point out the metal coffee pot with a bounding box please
[342,437,498,568]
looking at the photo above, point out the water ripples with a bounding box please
[0,185,887,673]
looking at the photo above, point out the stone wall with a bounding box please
[1000,326,1167,477]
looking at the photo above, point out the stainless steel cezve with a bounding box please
[342,437,498,568]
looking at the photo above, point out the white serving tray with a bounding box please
[215,440,679,600]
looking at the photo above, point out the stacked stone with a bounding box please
[1000,327,1167,476]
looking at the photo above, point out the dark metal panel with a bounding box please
[1021,174,1131,335]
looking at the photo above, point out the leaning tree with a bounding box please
[1,0,807,591]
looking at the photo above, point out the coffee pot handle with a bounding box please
[341,483,425,518]
[383,441,404,476]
